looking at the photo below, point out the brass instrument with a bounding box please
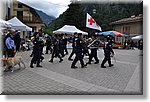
[87,38,99,49]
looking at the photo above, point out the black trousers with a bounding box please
[30,47,41,66]
[83,49,89,56]
[88,49,99,63]
[50,50,62,61]
[71,49,85,67]
[16,44,20,52]
[6,49,15,57]
[64,45,68,54]
[68,48,75,59]
[59,45,65,57]
[46,46,52,54]
[101,56,111,66]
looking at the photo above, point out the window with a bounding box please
[7,8,10,19]
[123,26,130,34]
[18,3,22,8]
[17,11,23,21]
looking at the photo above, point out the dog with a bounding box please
[1,56,26,72]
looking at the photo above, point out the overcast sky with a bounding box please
[17,0,142,18]
[18,0,71,18]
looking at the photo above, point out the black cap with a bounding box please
[78,33,82,36]
[74,32,78,35]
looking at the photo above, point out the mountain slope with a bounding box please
[35,9,56,26]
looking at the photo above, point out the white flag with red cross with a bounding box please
[86,13,102,31]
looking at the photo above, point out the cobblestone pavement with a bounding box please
[1,48,143,95]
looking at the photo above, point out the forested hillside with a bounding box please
[35,9,56,26]
[44,1,143,34]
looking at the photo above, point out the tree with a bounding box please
[63,2,86,31]
[45,1,143,34]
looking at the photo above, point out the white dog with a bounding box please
[1,56,26,72]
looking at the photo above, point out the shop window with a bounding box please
[123,26,130,34]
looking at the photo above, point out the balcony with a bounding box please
[22,16,42,23]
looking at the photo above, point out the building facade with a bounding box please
[0,0,13,19]
[110,15,143,36]
[12,0,45,32]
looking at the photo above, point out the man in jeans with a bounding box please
[5,29,16,57]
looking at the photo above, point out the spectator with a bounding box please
[5,29,16,57]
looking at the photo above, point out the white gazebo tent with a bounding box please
[7,17,32,31]
[53,25,88,35]
[0,18,12,28]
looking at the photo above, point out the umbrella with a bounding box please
[97,31,129,37]
[122,34,129,37]
[97,31,115,36]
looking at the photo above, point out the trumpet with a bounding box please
[87,38,99,48]
[87,38,98,47]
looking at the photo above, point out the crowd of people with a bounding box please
[2,29,143,71]
[27,31,115,69]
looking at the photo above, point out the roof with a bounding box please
[17,1,43,24]
[110,15,143,25]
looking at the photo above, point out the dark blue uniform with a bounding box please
[87,40,99,64]
[71,37,86,68]
[59,38,65,57]
[82,40,89,57]
[30,37,42,68]
[49,38,63,63]
[63,37,68,55]
[101,42,114,68]
[45,36,52,54]
[68,37,77,60]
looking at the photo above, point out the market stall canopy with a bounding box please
[0,18,12,28]
[131,35,143,40]
[26,25,32,31]
[7,17,32,31]
[53,25,88,35]
[97,31,129,37]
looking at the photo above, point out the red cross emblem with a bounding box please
[88,17,95,25]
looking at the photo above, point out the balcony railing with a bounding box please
[22,16,42,23]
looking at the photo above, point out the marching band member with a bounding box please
[87,35,99,64]
[101,41,114,68]
[71,33,87,69]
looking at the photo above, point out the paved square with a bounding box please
[1,48,142,95]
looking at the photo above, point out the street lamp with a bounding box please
[92,9,96,14]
